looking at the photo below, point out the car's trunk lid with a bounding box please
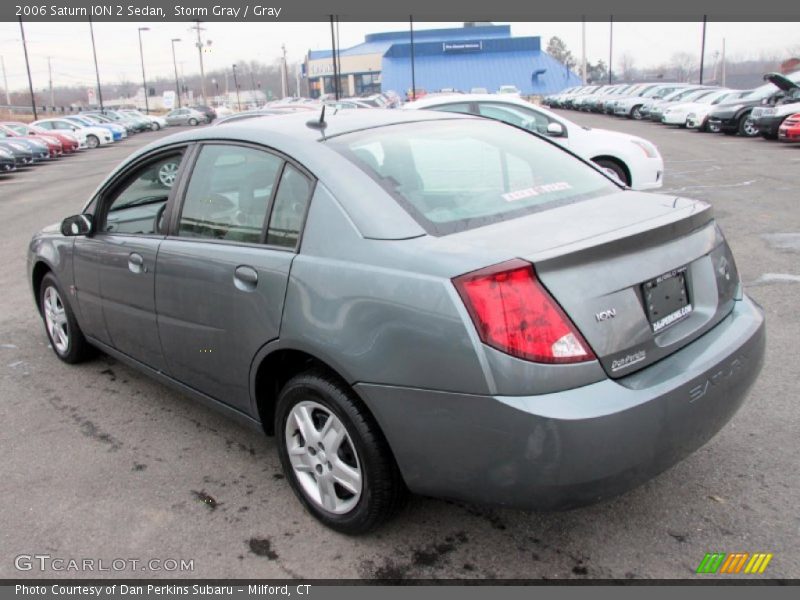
[430,191,739,377]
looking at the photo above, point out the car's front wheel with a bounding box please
[151,122,161,131]
[39,273,94,364]
[86,135,99,149]
[593,158,630,186]
[275,370,407,534]
[631,105,643,120]
[739,115,759,137]
[188,118,198,126]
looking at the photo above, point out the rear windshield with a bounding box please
[327,119,618,235]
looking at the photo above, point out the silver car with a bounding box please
[164,107,206,126]
[28,110,765,533]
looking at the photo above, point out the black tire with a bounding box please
[39,273,94,364]
[275,369,407,534]
[738,114,759,137]
[151,122,160,131]
[631,105,643,120]
[708,121,722,133]
[188,118,198,126]
[593,158,630,186]
[86,135,99,149]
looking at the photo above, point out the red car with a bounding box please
[778,113,800,143]
[0,121,79,154]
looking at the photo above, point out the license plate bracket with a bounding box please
[643,267,692,333]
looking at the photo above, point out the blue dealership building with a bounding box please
[305,24,582,98]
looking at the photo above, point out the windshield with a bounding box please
[328,120,618,236]
[69,117,92,126]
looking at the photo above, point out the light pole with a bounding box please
[89,17,104,111]
[232,64,241,111]
[171,38,182,108]
[18,17,37,120]
[137,27,150,113]
[212,78,218,104]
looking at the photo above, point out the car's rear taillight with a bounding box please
[453,259,595,364]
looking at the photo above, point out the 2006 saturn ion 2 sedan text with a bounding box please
[29,110,765,534]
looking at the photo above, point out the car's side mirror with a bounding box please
[546,122,565,137]
[61,214,93,237]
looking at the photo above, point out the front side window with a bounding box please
[476,103,555,135]
[329,119,617,235]
[178,144,282,243]
[101,152,185,235]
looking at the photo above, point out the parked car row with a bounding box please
[1,108,190,179]
[543,70,800,145]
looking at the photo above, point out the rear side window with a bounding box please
[328,119,617,235]
[178,144,281,243]
[266,164,312,248]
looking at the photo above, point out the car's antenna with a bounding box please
[306,104,327,134]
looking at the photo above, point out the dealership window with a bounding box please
[355,73,381,96]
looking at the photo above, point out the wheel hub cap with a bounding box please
[285,400,362,514]
[43,287,69,354]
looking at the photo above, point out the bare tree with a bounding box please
[670,52,697,82]
[618,52,637,82]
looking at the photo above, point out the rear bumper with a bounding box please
[778,127,800,142]
[357,295,765,510]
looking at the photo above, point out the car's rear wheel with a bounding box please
[708,121,721,133]
[631,105,643,120]
[86,135,99,149]
[188,118,198,126]
[275,370,407,534]
[40,273,94,364]
[739,115,759,137]
[151,122,161,131]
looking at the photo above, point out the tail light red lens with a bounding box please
[453,259,595,364]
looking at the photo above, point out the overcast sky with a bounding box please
[0,20,797,92]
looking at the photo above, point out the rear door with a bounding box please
[73,147,189,369]
[155,142,315,412]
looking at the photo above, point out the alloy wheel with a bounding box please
[157,162,179,188]
[43,286,69,355]
[284,400,363,515]
[742,119,759,137]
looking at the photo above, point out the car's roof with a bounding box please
[163,107,475,144]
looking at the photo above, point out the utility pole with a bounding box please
[281,43,288,99]
[581,17,587,83]
[137,27,150,113]
[171,38,182,108]
[699,15,707,84]
[18,17,37,120]
[1,56,10,104]
[410,15,416,100]
[329,15,339,100]
[608,16,613,85]
[232,64,241,111]
[190,20,207,102]
[721,38,727,87]
[335,16,343,95]
[47,57,54,109]
[89,18,104,111]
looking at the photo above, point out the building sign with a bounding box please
[308,61,334,76]
[162,90,176,110]
[442,41,483,53]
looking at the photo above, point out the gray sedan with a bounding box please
[164,107,207,126]
[28,110,765,534]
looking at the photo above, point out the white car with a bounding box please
[686,90,753,130]
[613,84,691,119]
[662,89,738,126]
[32,118,113,149]
[403,94,664,190]
[497,85,521,96]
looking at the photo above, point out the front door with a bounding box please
[74,149,187,371]
[155,143,315,412]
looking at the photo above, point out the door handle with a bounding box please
[234,265,258,290]
[128,252,146,274]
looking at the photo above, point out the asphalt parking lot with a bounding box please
[1,115,798,580]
